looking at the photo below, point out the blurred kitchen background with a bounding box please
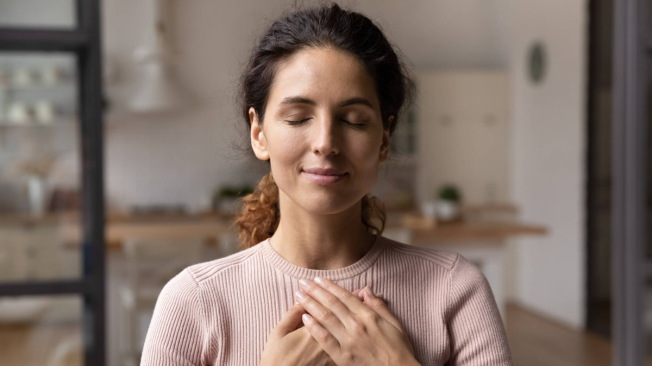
[0,0,642,365]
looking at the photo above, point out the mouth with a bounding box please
[301,169,348,185]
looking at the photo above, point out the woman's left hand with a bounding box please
[295,277,420,366]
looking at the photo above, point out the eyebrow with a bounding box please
[279,96,374,109]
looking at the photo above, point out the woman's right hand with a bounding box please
[260,289,384,366]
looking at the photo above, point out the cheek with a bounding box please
[350,130,382,159]
[347,135,382,176]
[266,129,305,175]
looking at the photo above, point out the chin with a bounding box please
[298,192,363,215]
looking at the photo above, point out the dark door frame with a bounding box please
[612,0,648,365]
[586,0,612,338]
[0,1,106,365]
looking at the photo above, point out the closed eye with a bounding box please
[285,118,364,127]
[286,118,311,125]
[342,119,365,127]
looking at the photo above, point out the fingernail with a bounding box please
[314,277,323,284]
[358,291,364,300]
[302,314,311,323]
[365,286,375,297]
[294,300,299,305]
[299,279,310,287]
[295,290,305,299]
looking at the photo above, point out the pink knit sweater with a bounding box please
[140,234,514,366]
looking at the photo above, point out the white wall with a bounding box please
[499,0,587,329]
[415,71,510,205]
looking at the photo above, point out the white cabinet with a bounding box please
[0,224,70,282]
[416,71,509,205]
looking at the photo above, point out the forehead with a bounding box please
[267,47,379,108]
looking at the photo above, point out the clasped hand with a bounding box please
[261,278,418,366]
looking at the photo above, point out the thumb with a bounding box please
[271,303,305,340]
[361,286,404,333]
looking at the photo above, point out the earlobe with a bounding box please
[250,108,270,161]
[379,116,393,162]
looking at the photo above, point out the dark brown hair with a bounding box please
[234,2,415,249]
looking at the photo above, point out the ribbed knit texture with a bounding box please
[140,234,514,366]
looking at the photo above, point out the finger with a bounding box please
[299,278,357,326]
[361,286,405,333]
[308,277,370,317]
[295,289,366,328]
[301,313,341,361]
[356,289,384,301]
[271,303,306,340]
[295,286,348,340]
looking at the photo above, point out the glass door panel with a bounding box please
[0,51,82,284]
[0,0,76,29]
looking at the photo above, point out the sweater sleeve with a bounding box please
[445,253,514,366]
[140,268,208,366]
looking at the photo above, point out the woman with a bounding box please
[141,3,513,366]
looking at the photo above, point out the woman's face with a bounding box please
[249,46,392,215]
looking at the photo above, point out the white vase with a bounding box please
[27,176,46,216]
[435,199,459,222]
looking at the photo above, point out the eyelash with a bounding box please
[287,118,311,125]
[286,118,364,127]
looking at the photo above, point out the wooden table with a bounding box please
[391,220,547,242]
[55,212,235,250]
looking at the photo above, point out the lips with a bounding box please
[301,167,348,185]
[302,167,347,176]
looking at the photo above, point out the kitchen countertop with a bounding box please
[0,208,548,248]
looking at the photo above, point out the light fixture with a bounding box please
[129,0,187,114]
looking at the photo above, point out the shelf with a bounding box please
[0,117,77,127]
[1,81,76,90]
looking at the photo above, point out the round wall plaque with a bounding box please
[528,41,546,84]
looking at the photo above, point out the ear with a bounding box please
[250,107,270,161]
[379,115,393,163]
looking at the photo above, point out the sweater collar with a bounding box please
[259,234,387,280]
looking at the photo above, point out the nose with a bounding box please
[311,114,340,157]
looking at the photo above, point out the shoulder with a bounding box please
[380,235,461,272]
[154,243,267,323]
[183,240,265,285]
[379,236,488,296]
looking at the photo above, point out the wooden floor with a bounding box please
[505,303,613,366]
[0,303,643,366]
[0,321,82,366]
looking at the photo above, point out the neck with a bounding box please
[269,193,377,271]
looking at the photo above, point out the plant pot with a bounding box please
[435,199,459,222]
[27,176,47,217]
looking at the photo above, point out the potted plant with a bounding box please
[435,184,462,222]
